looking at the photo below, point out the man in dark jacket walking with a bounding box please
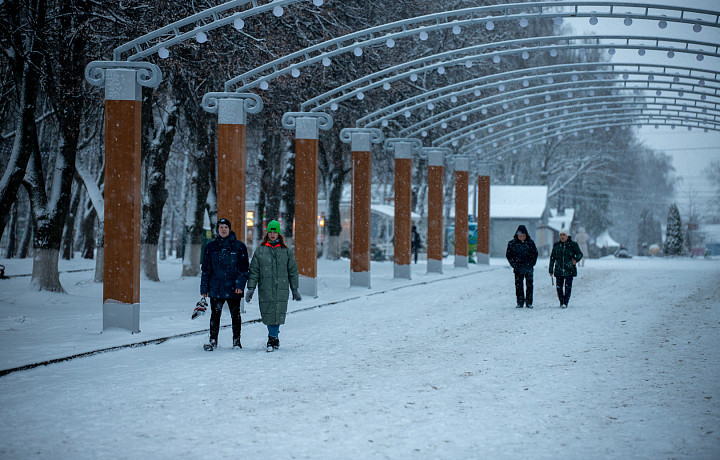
[549,230,583,308]
[200,218,249,350]
[506,225,538,308]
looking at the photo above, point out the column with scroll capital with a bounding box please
[340,128,384,288]
[282,112,333,297]
[202,92,263,246]
[384,138,422,280]
[476,163,491,265]
[423,147,451,274]
[85,61,162,333]
[454,156,471,268]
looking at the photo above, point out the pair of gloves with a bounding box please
[245,287,302,303]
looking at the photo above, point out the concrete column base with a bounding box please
[454,255,469,268]
[298,275,317,298]
[350,271,371,288]
[103,301,140,333]
[394,263,411,279]
[476,252,489,265]
[427,258,443,274]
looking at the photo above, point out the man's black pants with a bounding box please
[209,298,241,341]
[514,272,533,306]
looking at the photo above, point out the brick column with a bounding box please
[423,148,450,274]
[282,112,333,297]
[340,128,384,288]
[85,61,162,333]
[454,157,470,268]
[477,167,491,265]
[202,92,263,244]
[384,138,422,280]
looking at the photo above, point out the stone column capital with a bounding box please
[282,112,333,139]
[85,61,163,90]
[201,92,263,125]
[383,138,422,159]
[339,128,384,152]
[422,147,452,166]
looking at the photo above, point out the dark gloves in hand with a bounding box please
[291,288,302,301]
[245,288,255,303]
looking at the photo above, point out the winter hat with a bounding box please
[267,220,282,234]
[515,224,529,237]
[217,218,231,230]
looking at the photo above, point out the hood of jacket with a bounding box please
[514,225,531,241]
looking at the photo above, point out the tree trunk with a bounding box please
[61,178,81,260]
[94,220,104,283]
[0,0,47,243]
[18,201,33,259]
[30,248,64,292]
[80,208,96,259]
[5,202,17,258]
[181,154,212,277]
[140,88,178,282]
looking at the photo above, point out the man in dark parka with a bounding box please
[506,224,539,308]
[200,218,249,350]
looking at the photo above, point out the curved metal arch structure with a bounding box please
[307,36,718,117]
[464,105,720,153]
[428,94,719,147]
[481,117,720,162]
[112,0,320,62]
[218,1,719,93]
[425,79,719,147]
[363,62,718,133]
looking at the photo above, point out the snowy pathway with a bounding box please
[0,258,718,459]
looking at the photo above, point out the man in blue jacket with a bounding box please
[201,218,249,350]
[506,225,539,308]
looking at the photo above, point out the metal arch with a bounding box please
[308,35,720,115]
[473,112,720,158]
[113,0,315,61]
[217,2,720,93]
[341,37,720,127]
[426,82,720,147]
[456,104,720,154]
[447,95,720,150]
[481,117,720,160]
[370,62,719,133]
[431,96,720,151]
[404,78,718,143]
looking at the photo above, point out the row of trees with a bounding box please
[1,0,678,293]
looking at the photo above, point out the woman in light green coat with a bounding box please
[245,220,300,352]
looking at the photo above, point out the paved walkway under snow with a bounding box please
[0,257,718,458]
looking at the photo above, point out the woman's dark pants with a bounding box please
[555,276,574,306]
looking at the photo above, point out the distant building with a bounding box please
[452,185,550,257]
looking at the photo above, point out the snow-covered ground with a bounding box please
[0,255,718,459]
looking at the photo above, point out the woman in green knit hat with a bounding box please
[245,220,301,352]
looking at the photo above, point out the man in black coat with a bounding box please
[506,225,539,308]
[200,218,249,350]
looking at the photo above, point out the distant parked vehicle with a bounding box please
[614,248,632,259]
